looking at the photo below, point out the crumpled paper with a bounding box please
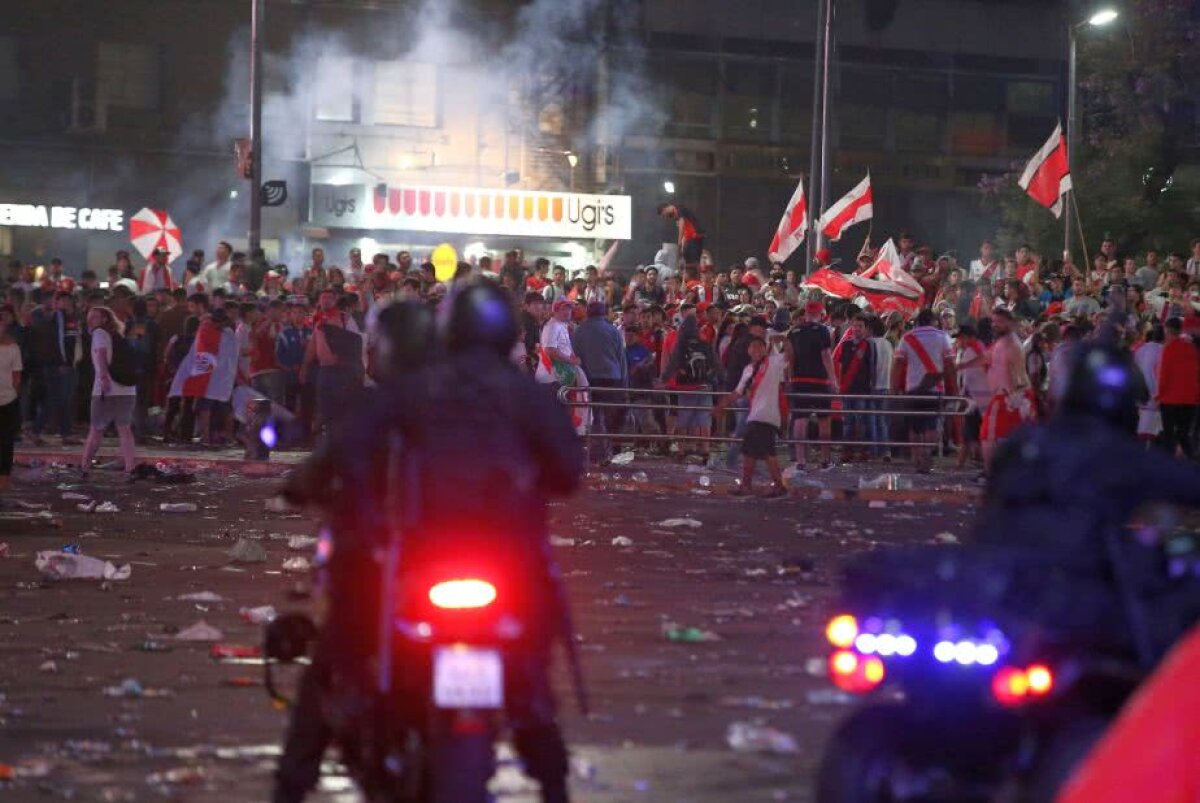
[35,551,131,581]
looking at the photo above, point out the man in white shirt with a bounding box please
[954,323,989,469]
[980,308,1035,471]
[535,297,580,384]
[200,241,233,293]
[892,308,956,473]
[716,332,793,498]
[969,240,1000,284]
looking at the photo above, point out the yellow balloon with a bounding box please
[431,243,458,283]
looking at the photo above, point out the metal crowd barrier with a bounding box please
[555,384,972,455]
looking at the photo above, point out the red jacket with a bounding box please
[1156,337,1200,405]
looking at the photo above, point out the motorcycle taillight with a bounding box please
[428,579,497,610]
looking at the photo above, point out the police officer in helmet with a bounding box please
[274,285,582,802]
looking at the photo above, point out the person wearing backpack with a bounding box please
[80,306,139,479]
[661,304,720,463]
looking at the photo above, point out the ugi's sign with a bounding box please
[0,203,125,232]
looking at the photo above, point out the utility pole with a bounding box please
[818,0,834,233]
[249,0,265,254]
[804,0,827,275]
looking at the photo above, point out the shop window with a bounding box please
[894,110,944,153]
[949,111,1004,155]
[98,42,160,111]
[838,104,886,150]
[1006,81,1056,115]
[314,56,356,122]
[721,61,776,141]
[0,37,16,101]
[373,61,438,127]
[647,54,717,138]
[779,64,814,143]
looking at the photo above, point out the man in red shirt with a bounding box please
[250,300,287,404]
[1155,316,1200,458]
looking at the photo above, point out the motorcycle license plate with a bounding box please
[433,645,504,709]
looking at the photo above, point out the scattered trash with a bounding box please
[145,767,205,785]
[61,544,81,554]
[160,502,198,513]
[264,495,292,512]
[631,471,649,483]
[36,551,131,581]
[133,641,173,653]
[934,532,960,544]
[571,756,598,781]
[61,492,91,501]
[655,518,702,529]
[102,678,145,698]
[868,500,888,509]
[222,676,259,688]
[226,539,267,563]
[805,657,827,677]
[239,605,277,624]
[76,501,96,513]
[0,543,8,558]
[286,535,318,551]
[94,501,120,513]
[39,660,58,674]
[281,557,311,573]
[806,688,856,705]
[859,474,913,491]
[662,623,721,642]
[175,621,224,642]
[726,721,799,754]
[549,535,576,547]
[210,644,262,660]
[697,475,713,488]
[610,451,635,466]
[177,591,224,602]
[611,536,634,547]
[818,490,836,501]
[719,696,795,711]
[777,557,816,579]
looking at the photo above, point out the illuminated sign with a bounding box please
[310,183,632,240]
[0,203,125,232]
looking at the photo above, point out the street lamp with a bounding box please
[1065,7,1119,257]
[566,151,578,192]
[663,180,675,194]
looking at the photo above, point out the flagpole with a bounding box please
[805,0,828,276]
[1065,30,1078,261]
[1072,190,1090,281]
[818,0,835,245]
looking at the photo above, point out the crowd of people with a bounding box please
[2,222,1199,496]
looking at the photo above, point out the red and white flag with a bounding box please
[1018,121,1072,218]
[817,173,873,241]
[767,178,808,263]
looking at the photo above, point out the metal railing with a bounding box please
[556,384,972,456]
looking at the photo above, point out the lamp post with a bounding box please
[1065,7,1119,259]
[248,0,265,255]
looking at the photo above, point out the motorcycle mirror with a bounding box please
[264,613,318,663]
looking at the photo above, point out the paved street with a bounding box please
[0,449,978,801]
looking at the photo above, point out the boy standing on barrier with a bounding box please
[715,330,793,499]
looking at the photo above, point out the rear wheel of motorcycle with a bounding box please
[427,727,496,803]
[1020,715,1111,803]
[816,705,911,803]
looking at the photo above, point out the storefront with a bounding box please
[306,183,633,273]
[0,199,130,275]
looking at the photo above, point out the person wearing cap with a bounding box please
[139,246,176,293]
[571,301,626,458]
[535,296,581,385]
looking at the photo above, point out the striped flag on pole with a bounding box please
[767,178,808,263]
[1017,121,1072,218]
[817,173,873,242]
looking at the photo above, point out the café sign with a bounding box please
[0,203,125,232]
[311,183,632,240]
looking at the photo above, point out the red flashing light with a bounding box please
[992,664,1054,707]
[825,614,859,648]
[428,579,497,610]
[829,650,885,694]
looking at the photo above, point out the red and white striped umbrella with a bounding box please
[129,208,183,261]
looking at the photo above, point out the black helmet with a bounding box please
[374,300,436,376]
[1058,342,1147,432]
[444,282,519,357]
